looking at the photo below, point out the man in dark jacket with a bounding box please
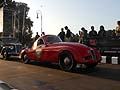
[64,26,74,42]
[58,28,65,41]
[89,26,97,38]
[98,25,106,38]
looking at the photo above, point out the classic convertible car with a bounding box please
[20,35,101,71]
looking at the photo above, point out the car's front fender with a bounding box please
[19,49,27,59]
[1,47,6,55]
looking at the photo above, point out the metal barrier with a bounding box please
[101,56,120,64]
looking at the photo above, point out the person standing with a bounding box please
[58,28,65,41]
[78,30,84,43]
[35,32,40,40]
[81,27,88,44]
[64,26,74,42]
[88,26,97,46]
[115,21,120,36]
[98,25,106,38]
[41,32,45,36]
[89,26,97,38]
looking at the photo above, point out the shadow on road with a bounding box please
[1,57,120,82]
[31,62,120,82]
[28,61,120,81]
[0,58,21,63]
[73,65,120,82]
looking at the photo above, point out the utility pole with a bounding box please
[22,6,26,36]
[36,9,42,35]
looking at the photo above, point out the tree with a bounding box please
[15,2,33,46]
[0,0,3,8]
[3,0,33,46]
[22,17,33,46]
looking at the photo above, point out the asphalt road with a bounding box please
[0,58,120,90]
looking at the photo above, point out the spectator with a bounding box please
[79,30,84,43]
[64,26,74,42]
[81,27,88,44]
[58,28,65,41]
[106,30,113,38]
[112,29,116,37]
[41,32,45,36]
[72,33,79,42]
[35,32,40,40]
[89,26,97,38]
[81,27,88,38]
[98,25,106,38]
[115,21,120,36]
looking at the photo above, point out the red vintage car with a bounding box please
[20,35,101,71]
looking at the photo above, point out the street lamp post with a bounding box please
[36,10,42,35]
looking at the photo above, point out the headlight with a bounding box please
[8,46,14,50]
[10,46,14,50]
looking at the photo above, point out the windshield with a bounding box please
[46,35,62,44]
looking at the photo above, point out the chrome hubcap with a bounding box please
[64,57,70,65]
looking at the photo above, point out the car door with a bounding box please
[35,38,46,61]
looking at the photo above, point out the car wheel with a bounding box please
[59,52,76,71]
[3,51,9,60]
[22,54,30,64]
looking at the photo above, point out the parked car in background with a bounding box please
[0,40,4,51]
[0,37,22,59]
[20,35,101,71]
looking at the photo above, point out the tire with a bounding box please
[2,51,9,60]
[22,54,30,64]
[59,51,76,71]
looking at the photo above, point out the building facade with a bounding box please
[0,0,14,37]
[0,7,3,33]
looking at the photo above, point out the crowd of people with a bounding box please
[58,21,120,44]
[33,21,120,45]
[34,31,45,41]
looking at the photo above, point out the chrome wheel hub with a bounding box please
[64,57,70,65]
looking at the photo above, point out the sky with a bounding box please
[14,0,120,37]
